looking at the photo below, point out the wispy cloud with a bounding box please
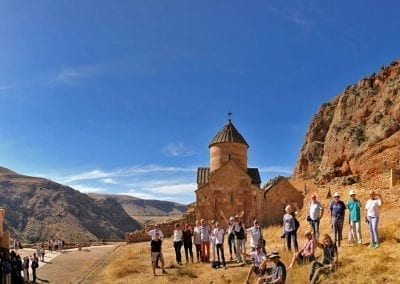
[49,64,101,86]
[57,165,196,183]
[102,178,117,184]
[258,166,293,174]
[119,189,158,200]
[162,142,197,157]
[69,184,107,193]
[0,85,11,91]
[141,181,196,195]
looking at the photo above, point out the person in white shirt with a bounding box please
[245,219,263,252]
[173,223,183,265]
[213,222,226,268]
[308,194,324,239]
[147,224,164,241]
[365,190,383,248]
[242,245,266,284]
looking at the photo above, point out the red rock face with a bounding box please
[293,59,400,184]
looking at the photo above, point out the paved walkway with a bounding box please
[16,245,119,284]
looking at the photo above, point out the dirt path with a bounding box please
[17,245,120,284]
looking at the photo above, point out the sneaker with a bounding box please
[368,243,374,248]
[162,270,168,274]
[374,243,380,248]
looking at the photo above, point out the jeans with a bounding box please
[309,261,331,284]
[228,233,236,257]
[216,243,226,267]
[310,219,320,239]
[331,216,344,246]
[367,216,379,244]
[173,241,182,264]
[284,231,298,252]
[195,243,202,262]
[235,238,246,262]
[183,242,193,263]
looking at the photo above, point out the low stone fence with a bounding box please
[126,211,196,244]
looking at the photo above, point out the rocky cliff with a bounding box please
[293,59,400,184]
[0,166,141,242]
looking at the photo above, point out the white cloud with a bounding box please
[162,142,197,157]
[50,64,101,86]
[258,166,293,174]
[102,178,117,184]
[118,189,158,200]
[143,182,196,195]
[58,165,196,183]
[69,184,107,194]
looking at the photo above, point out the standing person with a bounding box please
[22,256,30,284]
[308,233,338,284]
[30,253,39,284]
[173,223,183,265]
[347,189,362,245]
[256,251,286,284]
[220,212,237,261]
[39,244,45,262]
[210,220,217,263]
[193,220,202,263]
[213,222,226,268]
[245,219,262,252]
[329,192,346,247]
[182,224,194,264]
[233,212,246,264]
[365,190,383,248]
[150,232,167,276]
[282,205,297,252]
[200,219,211,262]
[308,193,324,239]
[148,224,164,268]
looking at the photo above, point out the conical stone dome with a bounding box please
[209,120,249,148]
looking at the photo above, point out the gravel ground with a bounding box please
[15,245,119,284]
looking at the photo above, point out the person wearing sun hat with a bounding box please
[365,190,383,248]
[256,251,286,284]
[288,230,316,269]
[329,192,346,247]
[347,189,362,245]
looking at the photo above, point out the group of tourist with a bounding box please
[0,250,39,284]
[147,188,383,283]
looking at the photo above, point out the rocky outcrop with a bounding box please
[0,166,141,243]
[294,59,400,184]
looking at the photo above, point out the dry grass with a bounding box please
[92,205,400,284]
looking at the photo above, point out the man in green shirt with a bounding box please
[347,189,362,245]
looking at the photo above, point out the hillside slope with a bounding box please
[89,193,187,216]
[0,166,141,242]
[293,59,400,184]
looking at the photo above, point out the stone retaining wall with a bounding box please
[126,210,196,244]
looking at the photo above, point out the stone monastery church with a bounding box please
[195,119,304,227]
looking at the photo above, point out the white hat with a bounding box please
[349,189,356,196]
[229,216,235,221]
[333,192,340,197]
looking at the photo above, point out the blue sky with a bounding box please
[1,1,400,204]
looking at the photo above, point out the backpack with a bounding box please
[294,217,300,230]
